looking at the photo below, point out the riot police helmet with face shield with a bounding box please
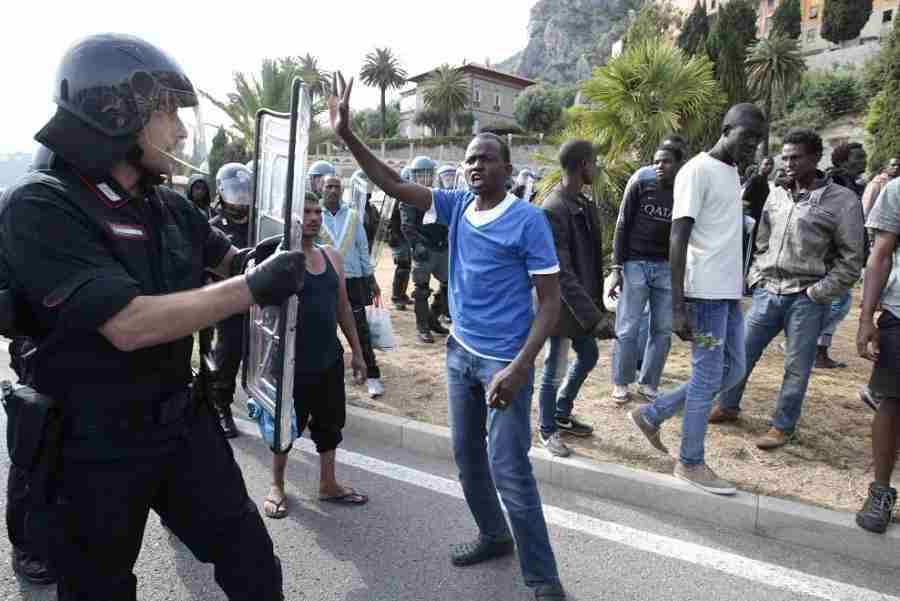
[215,163,253,224]
[307,160,336,196]
[436,164,457,190]
[35,33,208,179]
[400,166,413,182]
[409,155,436,187]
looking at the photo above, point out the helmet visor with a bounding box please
[218,172,252,207]
[413,170,433,187]
[438,171,456,189]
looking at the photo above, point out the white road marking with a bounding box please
[235,420,898,601]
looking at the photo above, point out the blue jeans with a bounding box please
[612,260,673,389]
[817,290,852,348]
[719,289,828,433]
[445,336,560,587]
[538,335,599,435]
[641,300,746,466]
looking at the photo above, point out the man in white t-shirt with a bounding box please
[629,104,767,495]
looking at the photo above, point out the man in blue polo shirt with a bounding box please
[329,73,566,601]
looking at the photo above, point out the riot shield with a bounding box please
[454,167,467,190]
[350,172,369,216]
[522,175,536,203]
[242,77,311,453]
[368,189,396,267]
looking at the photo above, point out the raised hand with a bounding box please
[328,71,354,139]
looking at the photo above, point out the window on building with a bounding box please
[809,5,818,18]
[884,9,894,23]
[710,0,716,8]
[767,0,774,6]
[494,93,501,112]
[473,86,481,107]
[806,27,816,41]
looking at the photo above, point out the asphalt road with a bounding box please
[1,347,899,600]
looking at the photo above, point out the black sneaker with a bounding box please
[11,547,55,585]
[535,582,567,599]
[856,482,897,534]
[450,536,515,566]
[554,415,593,437]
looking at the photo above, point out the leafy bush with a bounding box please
[783,68,865,120]
[513,85,564,134]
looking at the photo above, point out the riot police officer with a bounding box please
[308,159,336,197]
[401,156,450,343]
[0,34,300,600]
[208,162,252,438]
[388,167,413,310]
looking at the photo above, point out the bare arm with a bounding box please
[329,73,432,211]
[669,217,694,341]
[100,275,254,352]
[857,230,897,360]
[328,247,364,358]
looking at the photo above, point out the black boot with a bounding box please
[429,312,450,335]
[392,266,411,310]
[815,345,847,369]
[856,482,897,533]
[217,402,239,439]
[11,547,55,585]
[414,287,434,343]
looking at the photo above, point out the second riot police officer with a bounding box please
[208,162,252,438]
[0,33,300,600]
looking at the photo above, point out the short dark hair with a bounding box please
[656,145,683,163]
[305,191,320,203]
[660,134,687,151]
[783,129,823,159]
[831,141,863,166]
[474,132,511,164]
[558,139,595,173]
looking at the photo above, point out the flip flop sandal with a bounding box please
[263,495,289,519]
[319,488,369,505]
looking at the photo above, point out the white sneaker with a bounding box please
[611,385,630,405]
[638,385,658,401]
[367,378,384,398]
[539,431,571,457]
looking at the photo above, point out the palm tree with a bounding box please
[746,35,806,155]
[421,65,471,137]
[359,48,407,139]
[580,39,724,163]
[201,58,299,152]
[298,53,330,101]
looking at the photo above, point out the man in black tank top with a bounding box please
[262,194,370,518]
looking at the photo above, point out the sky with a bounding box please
[0,0,534,154]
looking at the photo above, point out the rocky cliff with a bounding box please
[498,0,642,84]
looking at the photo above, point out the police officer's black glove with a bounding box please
[245,250,306,307]
[413,243,430,263]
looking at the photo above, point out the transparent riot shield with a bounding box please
[454,167,467,190]
[368,189,396,267]
[350,172,369,216]
[743,215,757,280]
[522,176,536,203]
[242,78,311,453]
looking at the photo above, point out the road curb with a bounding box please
[341,405,900,569]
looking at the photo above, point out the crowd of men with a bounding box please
[2,33,900,601]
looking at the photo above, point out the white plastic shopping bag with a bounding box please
[365,305,398,352]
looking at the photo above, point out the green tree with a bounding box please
[706,0,759,106]
[865,18,900,170]
[580,39,724,163]
[746,35,806,155]
[821,0,874,45]
[513,85,563,134]
[771,0,801,39]
[297,53,331,101]
[201,58,297,151]
[351,103,402,139]
[622,0,683,50]
[359,47,408,139]
[677,0,710,56]
[208,127,251,182]
[413,107,446,136]
[421,64,471,136]
[455,112,476,135]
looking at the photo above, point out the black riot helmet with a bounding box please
[35,33,207,178]
[215,163,252,224]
